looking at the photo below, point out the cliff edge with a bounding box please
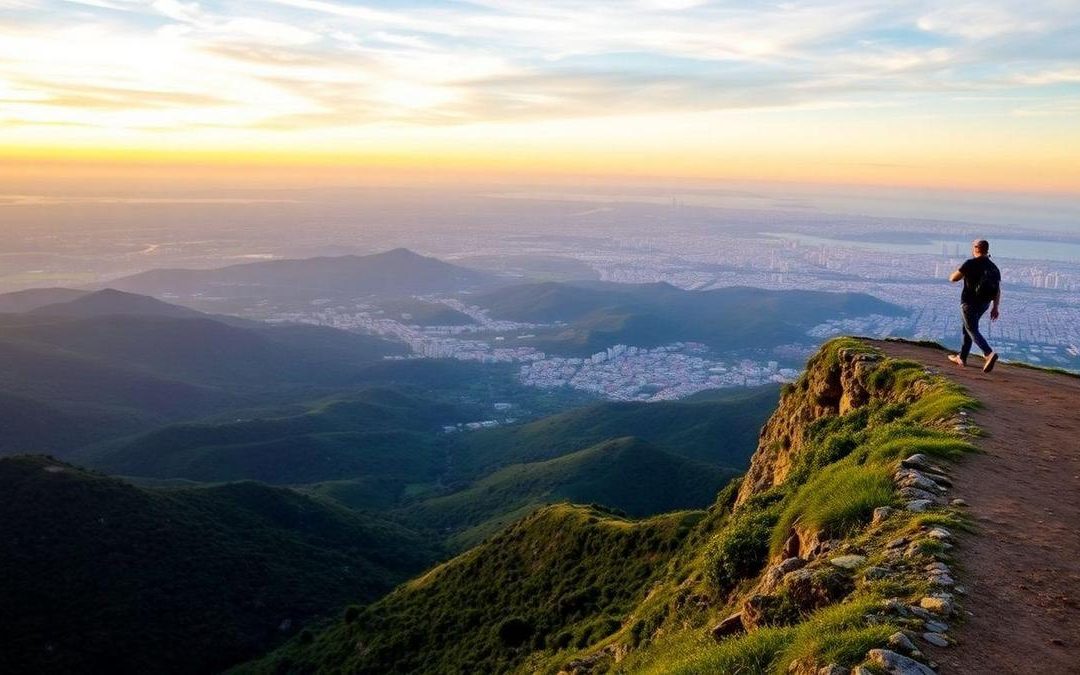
[241,337,1080,674]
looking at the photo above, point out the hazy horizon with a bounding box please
[3,0,1079,193]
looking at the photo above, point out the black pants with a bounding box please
[960,302,992,362]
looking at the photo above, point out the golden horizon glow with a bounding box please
[2,1,1079,194]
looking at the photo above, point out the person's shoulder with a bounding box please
[959,257,978,270]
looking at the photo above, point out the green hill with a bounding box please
[0,455,439,674]
[399,437,737,550]
[76,388,475,484]
[474,281,904,355]
[238,504,701,675]
[0,314,402,388]
[448,385,777,478]
[0,300,407,457]
[0,338,232,425]
[243,338,981,675]
[0,391,147,456]
[376,298,476,326]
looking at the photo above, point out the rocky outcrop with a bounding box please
[736,343,893,505]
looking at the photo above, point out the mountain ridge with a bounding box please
[244,337,1003,675]
[104,248,504,298]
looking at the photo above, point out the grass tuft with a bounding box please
[771,463,895,556]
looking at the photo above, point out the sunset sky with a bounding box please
[2,0,1079,192]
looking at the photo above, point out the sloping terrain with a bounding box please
[237,504,702,675]
[0,456,438,674]
[398,437,737,550]
[78,388,471,484]
[0,292,407,456]
[245,338,990,674]
[447,385,778,479]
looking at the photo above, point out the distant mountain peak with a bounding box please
[28,288,204,319]
[105,248,502,299]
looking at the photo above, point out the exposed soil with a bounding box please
[874,340,1080,675]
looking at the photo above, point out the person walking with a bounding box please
[948,239,1001,372]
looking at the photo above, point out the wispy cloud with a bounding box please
[1,0,1078,191]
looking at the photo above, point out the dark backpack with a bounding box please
[974,263,1001,302]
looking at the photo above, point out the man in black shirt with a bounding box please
[948,239,1001,372]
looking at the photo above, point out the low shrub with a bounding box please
[704,506,780,591]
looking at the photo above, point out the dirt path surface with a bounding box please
[874,340,1080,674]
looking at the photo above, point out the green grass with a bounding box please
[400,437,734,546]
[660,626,797,675]
[242,504,697,675]
[234,337,988,675]
[774,598,895,672]
[770,463,895,557]
[650,598,895,675]
[862,429,975,464]
[904,388,978,424]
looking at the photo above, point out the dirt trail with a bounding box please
[874,340,1080,674]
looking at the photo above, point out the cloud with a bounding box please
[1013,69,1080,85]
[2,0,1079,138]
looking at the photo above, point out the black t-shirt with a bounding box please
[959,256,1000,305]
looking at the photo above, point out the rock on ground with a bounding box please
[867,648,938,675]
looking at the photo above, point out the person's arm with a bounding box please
[951,259,972,283]
[991,288,1001,320]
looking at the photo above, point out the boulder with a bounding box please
[922,632,949,647]
[928,574,955,587]
[901,454,931,470]
[895,470,946,494]
[927,473,952,488]
[784,566,853,611]
[867,648,937,675]
[872,506,895,525]
[887,631,918,655]
[899,487,944,503]
[919,595,954,616]
[906,500,933,513]
[760,557,808,593]
[925,527,952,541]
[710,613,746,641]
[830,554,867,570]
[924,620,948,633]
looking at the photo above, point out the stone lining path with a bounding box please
[875,340,1080,674]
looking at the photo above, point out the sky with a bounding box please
[1,0,1079,192]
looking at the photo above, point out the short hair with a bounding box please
[973,239,989,254]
